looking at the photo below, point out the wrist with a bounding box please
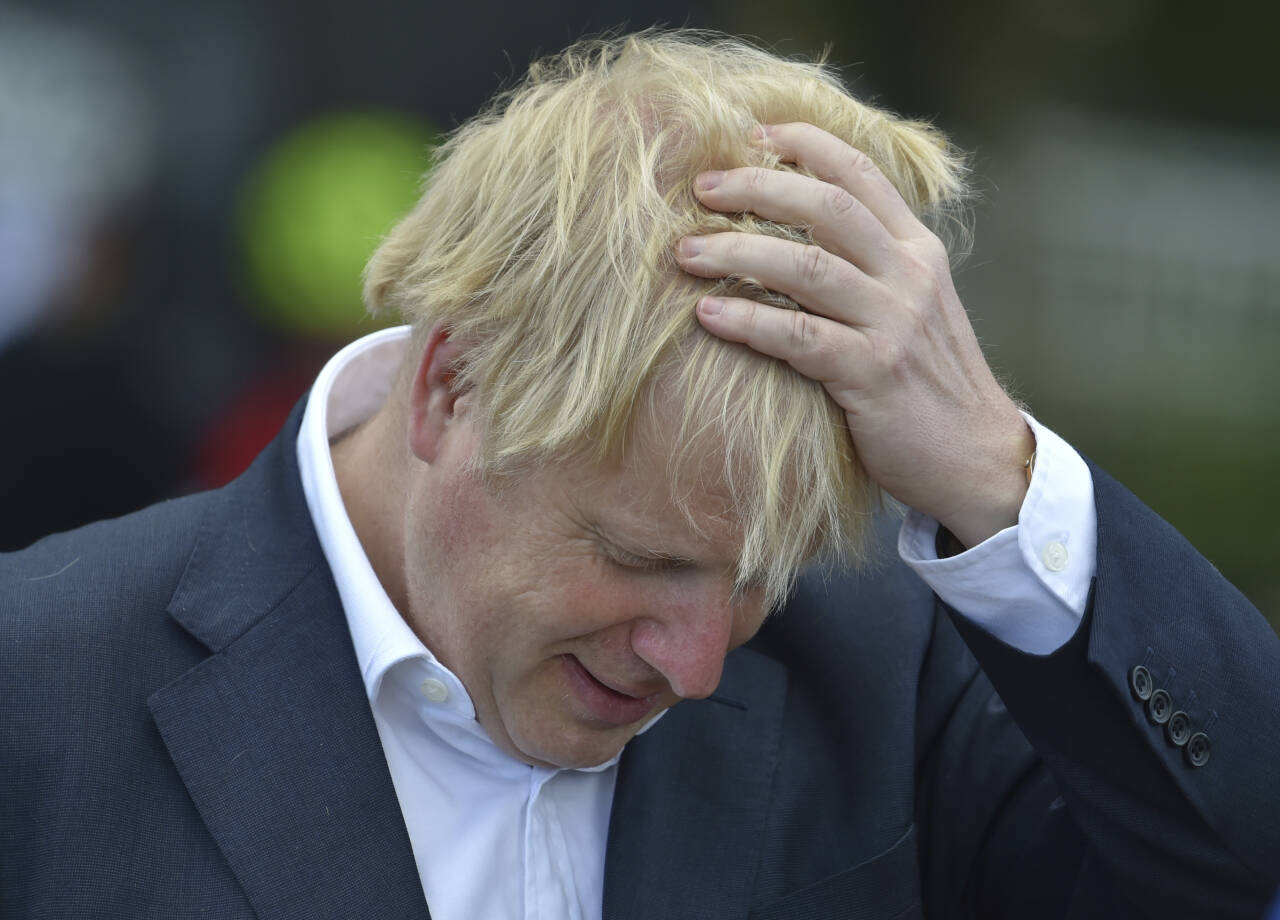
[937,415,1036,549]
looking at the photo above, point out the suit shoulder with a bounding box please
[0,495,225,819]
[0,491,215,642]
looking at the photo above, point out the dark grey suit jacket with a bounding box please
[3,404,1277,919]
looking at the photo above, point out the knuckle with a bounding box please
[872,334,909,376]
[795,245,828,288]
[822,185,858,221]
[812,329,844,368]
[902,301,929,339]
[915,233,950,266]
[744,167,770,194]
[788,310,818,352]
[910,255,945,301]
[898,250,942,293]
[924,271,945,302]
[902,250,931,280]
[846,148,880,179]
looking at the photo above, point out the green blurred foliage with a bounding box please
[238,111,438,340]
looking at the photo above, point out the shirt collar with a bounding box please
[295,326,465,708]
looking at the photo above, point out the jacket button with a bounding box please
[1165,710,1192,746]
[1130,665,1153,701]
[1185,732,1211,767]
[1146,688,1172,725]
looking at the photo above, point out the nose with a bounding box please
[628,596,736,700]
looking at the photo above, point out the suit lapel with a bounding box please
[602,647,788,920]
[148,409,430,920]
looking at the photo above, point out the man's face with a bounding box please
[401,407,769,769]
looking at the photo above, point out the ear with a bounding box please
[407,324,469,464]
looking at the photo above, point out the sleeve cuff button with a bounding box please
[1146,688,1172,725]
[1185,732,1211,767]
[1165,710,1192,747]
[1129,665,1153,701]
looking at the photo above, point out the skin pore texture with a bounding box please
[332,329,767,770]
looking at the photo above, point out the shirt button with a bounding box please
[420,677,449,702]
[1041,541,1069,572]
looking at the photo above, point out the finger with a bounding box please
[676,232,884,327]
[758,123,924,242]
[694,167,897,276]
[694,294,870,388]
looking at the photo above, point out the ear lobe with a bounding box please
[407,324,469,464]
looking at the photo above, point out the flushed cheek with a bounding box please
[512,560,646,641]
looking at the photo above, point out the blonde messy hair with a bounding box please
[364,29,969,606]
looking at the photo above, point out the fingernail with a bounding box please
[699,296,724,316]
[679,236,705,258]
[695,170,724,191]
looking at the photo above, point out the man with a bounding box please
[2,30,1277,920]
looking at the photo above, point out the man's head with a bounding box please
[354,30,969,766]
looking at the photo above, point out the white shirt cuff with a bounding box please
[897,414,1098,655]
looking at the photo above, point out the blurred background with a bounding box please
[1,0,1275,626]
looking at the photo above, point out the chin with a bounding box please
[511,722,637,770]
[491,667,661,769]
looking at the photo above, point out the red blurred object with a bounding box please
[191,351,326,489]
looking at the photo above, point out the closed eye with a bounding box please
[602,544,694,573]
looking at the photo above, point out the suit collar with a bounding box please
[151,402,430,919]
[166,401,321,652]
[603,645,789,920]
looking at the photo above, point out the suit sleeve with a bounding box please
[944,460,1280,918]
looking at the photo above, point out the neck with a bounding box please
[331,405,413,616]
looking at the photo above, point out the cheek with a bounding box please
[431,475,494,559]
[402,475,509,655]
[727,591,771,650]
[729,614,766,650]
[417,475,535,606]
[511,561,640,645]
[409,474,682,655]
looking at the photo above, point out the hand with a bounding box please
[676,123,1034,548]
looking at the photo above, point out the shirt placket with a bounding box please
[524,767,584,920]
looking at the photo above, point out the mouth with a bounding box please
[561,655,663,726]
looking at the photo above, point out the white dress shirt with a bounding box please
[296,326,1098,919]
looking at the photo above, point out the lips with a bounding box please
[562,655,662,725]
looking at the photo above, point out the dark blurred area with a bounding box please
[2,0,1275,626]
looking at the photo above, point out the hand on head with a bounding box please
[679,123,1035,548]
